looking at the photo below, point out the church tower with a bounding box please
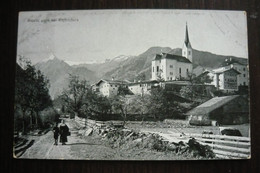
[182,23,192,63]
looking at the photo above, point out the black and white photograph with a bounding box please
[13,9,250,160]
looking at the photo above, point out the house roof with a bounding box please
[160,80,191,85]
[153,53,191,64]
[95,79,129,86]
[213,67,241,74]
[127,80,159,86]
[186,95,240,116]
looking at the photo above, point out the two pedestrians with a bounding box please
[52,120,70,145]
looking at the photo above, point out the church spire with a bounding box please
[182,22,193,63]
[184,22,191,48]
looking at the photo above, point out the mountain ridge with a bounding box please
[35,47,248,99]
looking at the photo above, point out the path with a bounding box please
[18,118,116,160]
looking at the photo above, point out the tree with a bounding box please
[180,72,213,100]
[61,75,112,119]
[84,91,112,119]
[145,88,182,120]
[135,73,146,82]
[62,75,90,118]
[128,94,150,121]
[110,95,132,125]
[15,57,52,133]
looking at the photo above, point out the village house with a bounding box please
[186,95,249,125]
[127,80,159,95]
[151,24,193,81]
[203,68,240,93]
[95,79,129,97]
[219,58,249,87]
[159,80,215,97]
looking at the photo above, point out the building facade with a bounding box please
[205,68,240,92]
[95,79,128,97]
[151,24,193,81]
[220,58,249,86]
[128,80,159,95]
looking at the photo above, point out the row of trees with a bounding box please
[15,57,54,134]
[58,75,189,124]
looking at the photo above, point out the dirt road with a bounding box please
[19,119,117,160]
[16,119,190,160]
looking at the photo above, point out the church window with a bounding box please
[187,69,189,73]
[179,68,181,74]
[188,51,191,55]
[157,66,159,72]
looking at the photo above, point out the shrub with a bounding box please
[39,107,60,128]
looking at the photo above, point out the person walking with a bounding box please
[52,122,59,145]
[59,120,70,145]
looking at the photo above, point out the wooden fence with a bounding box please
[168,131,251,159]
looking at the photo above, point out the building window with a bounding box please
[187,69,189,73]
[153,67,154,72]
[170,65,173,68]
[243,68,246,71]
[243,82,246,86]
[188,51,191,55]
[179,68,181,74]
[170,72,173,75]
[243,74,246,77]
[157,66,159,72]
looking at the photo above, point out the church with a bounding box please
[151,24,193,81]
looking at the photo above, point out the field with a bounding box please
[125,119,250,137]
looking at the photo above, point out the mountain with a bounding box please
[36,47,248,99]
[35,55,96,99]
[192,49,248,69]
[83,46,247,82]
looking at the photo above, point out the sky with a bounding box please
[17,10,248,65]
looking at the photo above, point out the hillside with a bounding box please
[85,47,247,81]
[35,56,96,99]
[36,47,248,99]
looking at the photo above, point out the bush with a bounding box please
[39,107,59,128]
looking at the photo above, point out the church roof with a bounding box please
[153,53,191,63]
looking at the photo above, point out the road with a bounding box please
[19,119,116,160]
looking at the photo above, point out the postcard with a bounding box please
[14,9,250,160]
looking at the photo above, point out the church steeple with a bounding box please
[182,22,193,63]
[184,22,191,48]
